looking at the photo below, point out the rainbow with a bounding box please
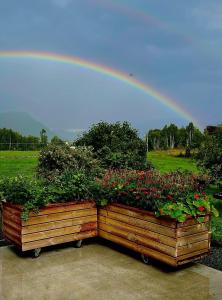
[0,50,199,127]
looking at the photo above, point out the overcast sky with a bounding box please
[0,0,221,135]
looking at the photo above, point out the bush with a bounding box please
[0,169,96,220]
[75,121,148,169]
[37,144,102,180]
[196,135,222,181]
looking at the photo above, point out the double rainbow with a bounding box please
[0,50,199,127]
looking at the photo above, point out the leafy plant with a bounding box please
[156,192,218,222]
[37,144,102,180]
[75,121,149,169]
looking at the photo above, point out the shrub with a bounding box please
[0,169,96,220]
[75,121,149,169]
[37,144,102,180]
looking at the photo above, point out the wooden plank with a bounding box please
[4,231,22,247]
[105,204,177,228]
[3,220,21,235]
[22,222,97,243]
[3,211,22,226]
[99,230,177,267]
[3,206,21,217]
[22,215,97,234]
[22,208,97,226]
[22,230,97,251]
[177,248,210,263]
[177,232,209,247]
[28,201,96,217]
[177,223,209,237]
[4,227,21,246]
[99,222,176,257]
[177,215,209,228]
[99,209,176,238]
[177,240,209,256]
[99,215,177,247]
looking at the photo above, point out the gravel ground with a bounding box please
[199,242,222,271]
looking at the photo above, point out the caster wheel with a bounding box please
[75,240,82,248]
[33,248,41,258]
[141,254,150,264]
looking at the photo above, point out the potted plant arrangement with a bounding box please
[0,145,100,257]
[97,169,218,266]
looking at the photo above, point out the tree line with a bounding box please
[146,122,204,156]
[0,128,64,150]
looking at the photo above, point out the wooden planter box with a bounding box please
[98,204,210,267]
[2,201,97,254]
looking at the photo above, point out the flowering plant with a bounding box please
[156,192,218,222]
[97,169,218,222]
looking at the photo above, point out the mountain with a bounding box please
[0,112,56,139]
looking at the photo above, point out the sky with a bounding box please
[0,0,221,136]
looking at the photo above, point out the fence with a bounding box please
[0,143,67,151]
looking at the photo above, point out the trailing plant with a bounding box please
[0,169,96,221]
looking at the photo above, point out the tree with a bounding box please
[75,121,148,169]
[196,132,222,181]
[40,129,48,147]
[51,135,64,145]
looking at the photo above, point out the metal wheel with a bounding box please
[33,248,41,258]
[141,254,150,264]
[75,240,83,248]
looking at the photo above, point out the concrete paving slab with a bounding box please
[0,240,222,300]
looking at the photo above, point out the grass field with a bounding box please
[0,151,38,178]
[148,150,198,173]
[0,149,221,240]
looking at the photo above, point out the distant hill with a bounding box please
[0,112,55,139]
[0,112,80,141]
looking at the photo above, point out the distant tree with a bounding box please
[51,135,64,145]
[75,121,148,169]
[40,129,48,147]
[196,129,222,181]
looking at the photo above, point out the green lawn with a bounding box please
[0,151,39,178]
[148,150,198,173]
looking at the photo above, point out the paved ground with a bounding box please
[0,239,222,300]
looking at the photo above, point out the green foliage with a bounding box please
[75,121,148,169]
[0,175,36,205]
[0,169,96,220]
[156,192,218,222]
[0,128,42,150]
[147,122,203,152]
[37,144,102,180]
[196,134,222,181]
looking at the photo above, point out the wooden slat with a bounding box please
[3,221,21,236]
[4,227,21,246]
[22,230,97,251]
[177,250,209,265]
[99,222,176,257]
[22,215,97,234]
[177,223,209,237]
[105,204,177,228]
[99,209,176,238]
[4,231,22,247]
[99,230,177,266]
[3,211,22,226]
[22,208,97,226]
[177,240,209,256]
[177,215,209,228]
[22,222,97,243]
[28,201,96,217]
[177,232,209,247]
[99,215,177,247]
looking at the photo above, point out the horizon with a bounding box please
[0,1,221,133]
